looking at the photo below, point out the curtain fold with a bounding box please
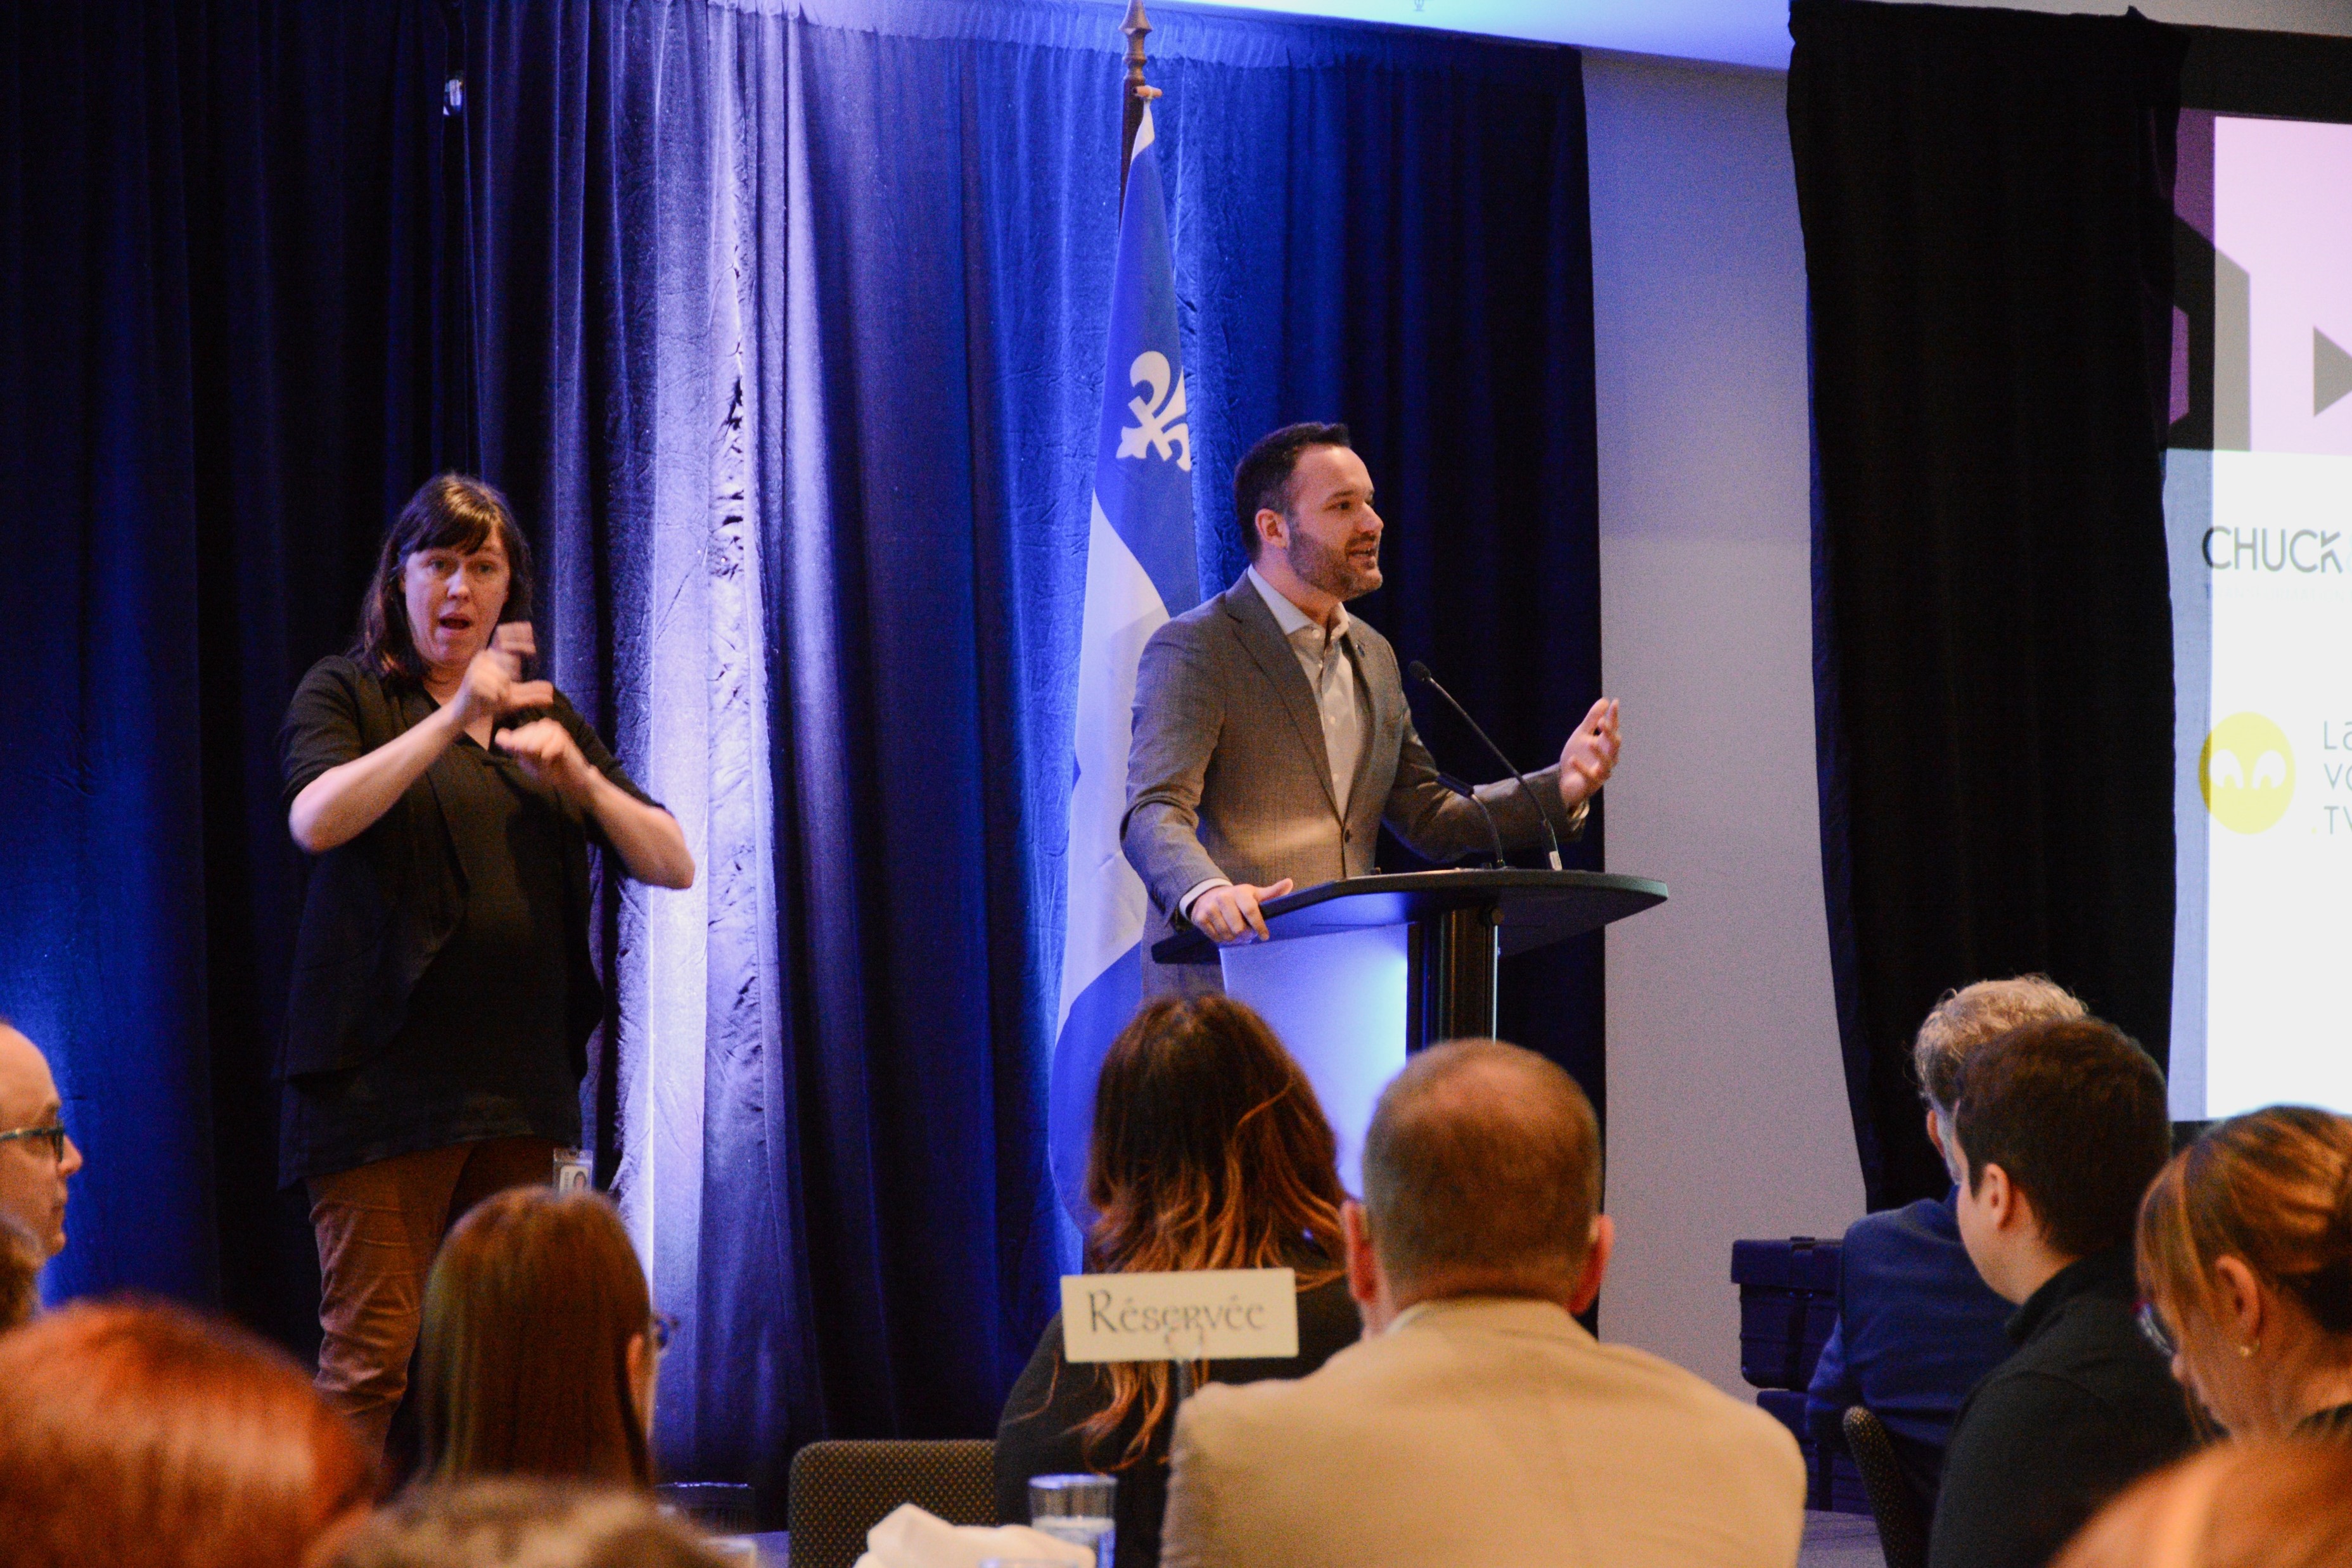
[1789,0,2186,1209]
[0,0,1598,1498]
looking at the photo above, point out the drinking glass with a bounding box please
[1028,1473,1116,1567]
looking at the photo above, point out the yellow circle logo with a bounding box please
[2200,713,2295,834]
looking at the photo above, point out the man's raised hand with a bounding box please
[1192,879,1296,945]
[1558,698,1621,809]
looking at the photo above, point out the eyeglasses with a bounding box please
[0,1124,67,1163]
[650,1310,681,1354]
[2136,1300,2177,1359]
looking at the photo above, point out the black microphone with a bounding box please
[1407,660,1563,871]
[1435,772,1505,868]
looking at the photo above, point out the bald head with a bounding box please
[1360,1040,1602,1299]
[0,1026,79,1259]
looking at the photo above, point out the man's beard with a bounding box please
[1286,528,1380,602]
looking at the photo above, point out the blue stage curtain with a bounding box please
[0,0,1596,1499]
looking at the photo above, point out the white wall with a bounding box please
[1585,54,1866,1396]
[1196,0,2352,75]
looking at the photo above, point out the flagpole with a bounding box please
[1120,0,1161,202]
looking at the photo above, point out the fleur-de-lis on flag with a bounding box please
[1117,350,1192,471]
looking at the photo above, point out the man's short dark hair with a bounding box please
[1952,1017,2171,1260]
[1231,422,1350,561]
[1361,1038,1600,1292]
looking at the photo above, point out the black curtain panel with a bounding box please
[1787,0,2187,1208]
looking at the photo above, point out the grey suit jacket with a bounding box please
[1123,574,1582,992]
[1160,1296,1808,1568]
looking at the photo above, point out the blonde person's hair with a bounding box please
[2054,1437,2352,1568]
[2138,1106,2352,1339]
[1912,975,2087,1111]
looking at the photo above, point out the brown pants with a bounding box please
[307,1137,558,1458]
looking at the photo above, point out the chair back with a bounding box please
[1841,1406,1928,1568]
[787,1438,997,1568]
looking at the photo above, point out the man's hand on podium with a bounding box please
[1559,698,1622,810]
[1192,879,1295,945]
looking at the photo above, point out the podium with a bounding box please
[1152,870,1667,1187]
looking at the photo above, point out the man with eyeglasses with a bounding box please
[0,1024,82,1261]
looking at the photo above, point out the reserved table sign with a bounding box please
[1061,1268,1300,1362]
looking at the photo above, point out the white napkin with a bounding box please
[850,1503,1094,1568]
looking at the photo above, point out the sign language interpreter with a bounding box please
[276,474,690,1460]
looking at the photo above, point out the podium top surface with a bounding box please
[1151,868,1668,965]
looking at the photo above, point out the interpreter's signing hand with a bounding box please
[497,718,599,807]
[1558,698,1621,810]
[1192,879,1295,945]
[451,623,555,731]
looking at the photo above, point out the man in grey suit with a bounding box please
[1123,421,1622,991]
[1158,1041,1806,1568]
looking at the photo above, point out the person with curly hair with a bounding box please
[996,995,1361,1567]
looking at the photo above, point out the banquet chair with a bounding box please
[787,1438,997,1568]
[1843,1406,1928,1568]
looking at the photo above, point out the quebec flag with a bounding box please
[1051,103,1199,1230]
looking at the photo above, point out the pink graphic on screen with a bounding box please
[2216,117,2352,456]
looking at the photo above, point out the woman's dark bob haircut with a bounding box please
[355,473,534,682]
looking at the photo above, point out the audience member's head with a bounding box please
[1352,1038,1606,1331]
[2137,1105,2352,1436]
[1081,994,1347,1461]
[0,1211,41,1329]
[0,1297,375,1568]
[1949,1017,2171,1303]
[328,1479,731,1568]
[2053,1436,2352,1568]
[0,1023,83,1259]
[1088,994,1346,1272]
[1914,976,2087,1173]
[419,1185,658,1489]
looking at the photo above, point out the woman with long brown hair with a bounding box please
[418,1184,665,1487]
[0,1299,377,1568]
[2136,1104,2352,1437]
[994,995,1358,1568]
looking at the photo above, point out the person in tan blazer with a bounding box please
[1159,1040,1806,1568]
[1122,423,1621,995]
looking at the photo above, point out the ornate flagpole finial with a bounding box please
[1120,0,1161,201]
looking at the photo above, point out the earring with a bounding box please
[2238,1341,2258,1358]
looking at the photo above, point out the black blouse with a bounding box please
[994,1270,1362,1568]
[277,654,658,1185]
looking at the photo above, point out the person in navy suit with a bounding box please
[1806,976,2089,1503]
